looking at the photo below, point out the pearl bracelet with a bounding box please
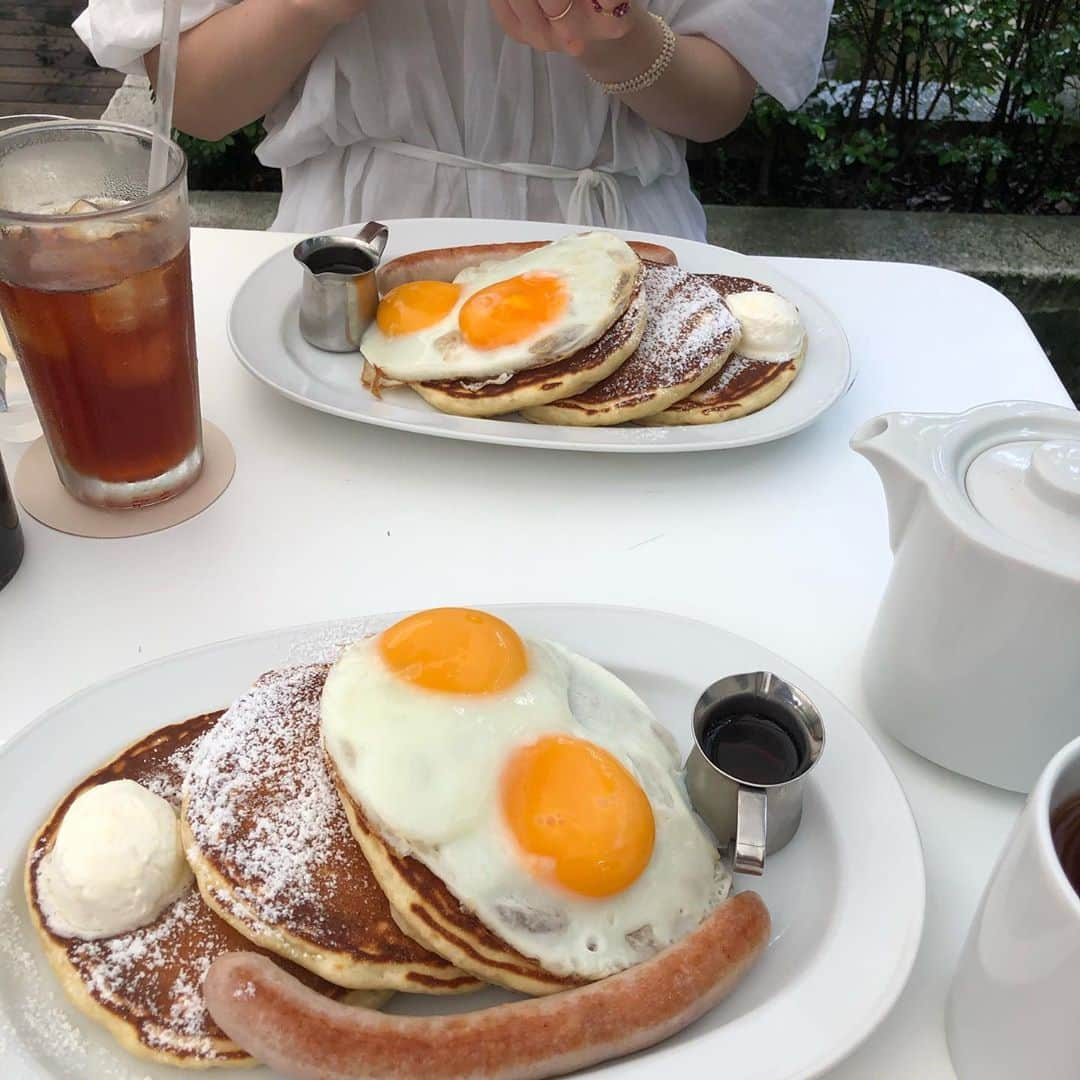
[590,14,677,96]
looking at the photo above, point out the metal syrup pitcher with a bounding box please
[294,221,388,352]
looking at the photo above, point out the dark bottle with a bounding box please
[0,454,23,591]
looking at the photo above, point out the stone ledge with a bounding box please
[704,206,1080,316]
[190,190,279,231]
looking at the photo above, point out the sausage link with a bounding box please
[204,892,769,1080]
[377,240,677,293]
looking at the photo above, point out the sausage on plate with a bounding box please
[203,891,770,1080]
[376,239,677,294]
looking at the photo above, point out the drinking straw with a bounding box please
[147,0,182,193]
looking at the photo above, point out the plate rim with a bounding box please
[226,219,854,454]
[0,603,923,1080]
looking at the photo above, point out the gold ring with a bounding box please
[547,0,575,21]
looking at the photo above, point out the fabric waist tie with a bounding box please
[365,138,628,230]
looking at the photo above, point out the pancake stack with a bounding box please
[24,670,482,1068]
[25,610,740,1070]
[362,233,808,426]
[522,264,738,426]
[24,712,358,1069]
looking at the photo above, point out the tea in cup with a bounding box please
[947,735,1080,1078]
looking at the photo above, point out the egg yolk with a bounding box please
[379,608,528,695]
[501,735,655,899]
[376,281,461,336]
[458,272,568,350]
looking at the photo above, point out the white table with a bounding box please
[1,228,1072,1078]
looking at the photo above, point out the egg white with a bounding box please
[360,231,640,383]
[321,636,729,980]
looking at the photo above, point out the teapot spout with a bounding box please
[851,413,937,553]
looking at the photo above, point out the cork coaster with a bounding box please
[14,421,235,538]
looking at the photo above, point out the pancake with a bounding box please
[640,347,804,425]
[640,275,804,426]
[409,273,647,418]
[330,770,589,997]
[182,665,482,994]
[522,264,740,426]
[24,712,359,1069]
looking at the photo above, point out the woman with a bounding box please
[76,1,832,238]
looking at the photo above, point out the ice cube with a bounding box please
[63,217,140,243]
[64,198,103,215]
[97,327,178,388]
[137,264,173,320]
[90,279,141,334]
[92,265,175,335]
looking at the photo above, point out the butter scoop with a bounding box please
[724,291,806,363]
[38,779,191,940]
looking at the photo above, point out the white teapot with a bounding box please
[851,401,1080,792]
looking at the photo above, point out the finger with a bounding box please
[488,0,526,42]
[542,2,590,54]
[507,0,553,42]
[547,1,629,49]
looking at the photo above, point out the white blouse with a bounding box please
[75,1,831,239]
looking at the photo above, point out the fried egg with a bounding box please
[321,608,728,980]
[359,232,640,383]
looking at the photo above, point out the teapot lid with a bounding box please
[966,438,1080,561]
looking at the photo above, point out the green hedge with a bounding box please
[702,0,1079,212]
[176,122,279,192]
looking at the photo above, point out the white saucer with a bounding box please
[228,219,854,454]
[0,604,921,1079]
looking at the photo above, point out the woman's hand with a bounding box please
[489,0,756,144]
[488,0,639,58]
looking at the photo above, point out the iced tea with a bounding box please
[0,122,202,508]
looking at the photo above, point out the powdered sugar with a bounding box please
[140,737,199,802]
[709,352,770,389]
[70,888,222,1059]
[570,265,740,403]
[686,351,791,408]
[185,668,346,929]
[284,616,385,667]
[638,265,740,366]
[183,665,399,955]
[0,871,134,1079]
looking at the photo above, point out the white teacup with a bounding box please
[947,736,1080,1078]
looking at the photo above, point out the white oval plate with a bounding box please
[0,605,920,1079]
[228,219,853,453]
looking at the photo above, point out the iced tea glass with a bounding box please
[0,121,202,508]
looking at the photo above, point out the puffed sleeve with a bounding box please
[652,0,833,109]
[74,0,238,76]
